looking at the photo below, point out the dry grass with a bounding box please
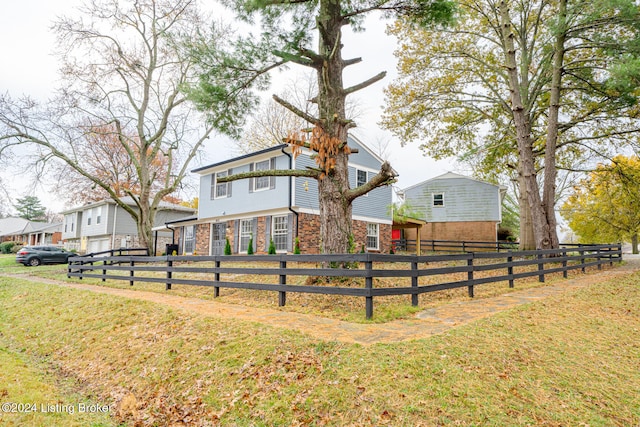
[33,255,620,323]
[0,271,638,426]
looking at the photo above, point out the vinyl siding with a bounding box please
[405,178,501,222]
[198,155,290,219]
[196,136,392,222]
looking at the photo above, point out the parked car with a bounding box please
[15,246,72,266]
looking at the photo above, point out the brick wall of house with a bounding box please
[174,213,392,255]
[297,212,391,254]
[51,232,62,244]
[194,223,210,255]
[297,212,321,253]
[403,221,498,243]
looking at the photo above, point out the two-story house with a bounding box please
[61,197,195,254]
[398,172,506,243]
[168,136,393,255]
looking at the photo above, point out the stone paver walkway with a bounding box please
[4,256,640,345]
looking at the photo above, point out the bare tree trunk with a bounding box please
[518,173,536,250]
[542,0,566,250]
[632,233,639,254]
[500,0,554,250]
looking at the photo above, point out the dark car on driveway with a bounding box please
[16,246,72,267]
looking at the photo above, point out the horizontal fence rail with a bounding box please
[68,244,622,319]
[392,239,520,253]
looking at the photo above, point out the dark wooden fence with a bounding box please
[392,239,520,253]
[68,244,622,319]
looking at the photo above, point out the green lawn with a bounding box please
[0,270,638,426]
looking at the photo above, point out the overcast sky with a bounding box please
[0,0,456,213]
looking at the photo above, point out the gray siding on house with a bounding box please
[293,154,320,211]
[110,205,140,235]
[81,204,110,236]
[62,212,82,240]
[196,136,392,222]
[198,155,290,218]
[293,136,392,221]
[405,177,501,222]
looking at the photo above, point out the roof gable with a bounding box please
[403,172,501,193]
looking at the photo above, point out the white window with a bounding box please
[96,206,102,225]
[366,223,379,250]
[183,226,195,254]
[87,209,92,225]
[272,215,288,251]
[254,160,271,191]
[356,169,367,187]
[213,171,230,199]
[240,219,253,252]
[433,193,444,207]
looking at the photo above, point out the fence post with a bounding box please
[462,241,466,253]
[214,259,220,297]
[580,245,586,273]
[537,253,545,283]
[507,255,514,288]
[166,258,172,290]
[597,247,602,270]
[129,259,135,286]
[467,256,474,297]
[102,260,106,283]
[365,258,374,319]
[411,260,419,306]
[609,245,614,266]
[279,259,287,307]
[562,249,568,279]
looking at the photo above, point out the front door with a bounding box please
[211,223,226,256]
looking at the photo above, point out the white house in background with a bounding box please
[60,197,195,254]
[398,172,506,243]
[0,217,63,245]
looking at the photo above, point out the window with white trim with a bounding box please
[87,209,92,225]
[239,219,253,252]
[254,160,271,191]
[272,215,288,251]
[356,169,367,187]
[213,171,229,199]
[433,193,444,207]
[366,223,379,250]
[183,226,195,254]
[96,206,102,225]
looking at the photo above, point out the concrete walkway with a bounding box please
[4,256,640,345]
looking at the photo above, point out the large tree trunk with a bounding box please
[518,173,536,250]
[500,0,555,250]
[541,0,566,250]
[632,233,639,254]
[315,0,353,254]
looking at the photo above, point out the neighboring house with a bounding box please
[167,136,393,255]
[0,217,62,245]
[397,172,506,243]
[60,197,196,254]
